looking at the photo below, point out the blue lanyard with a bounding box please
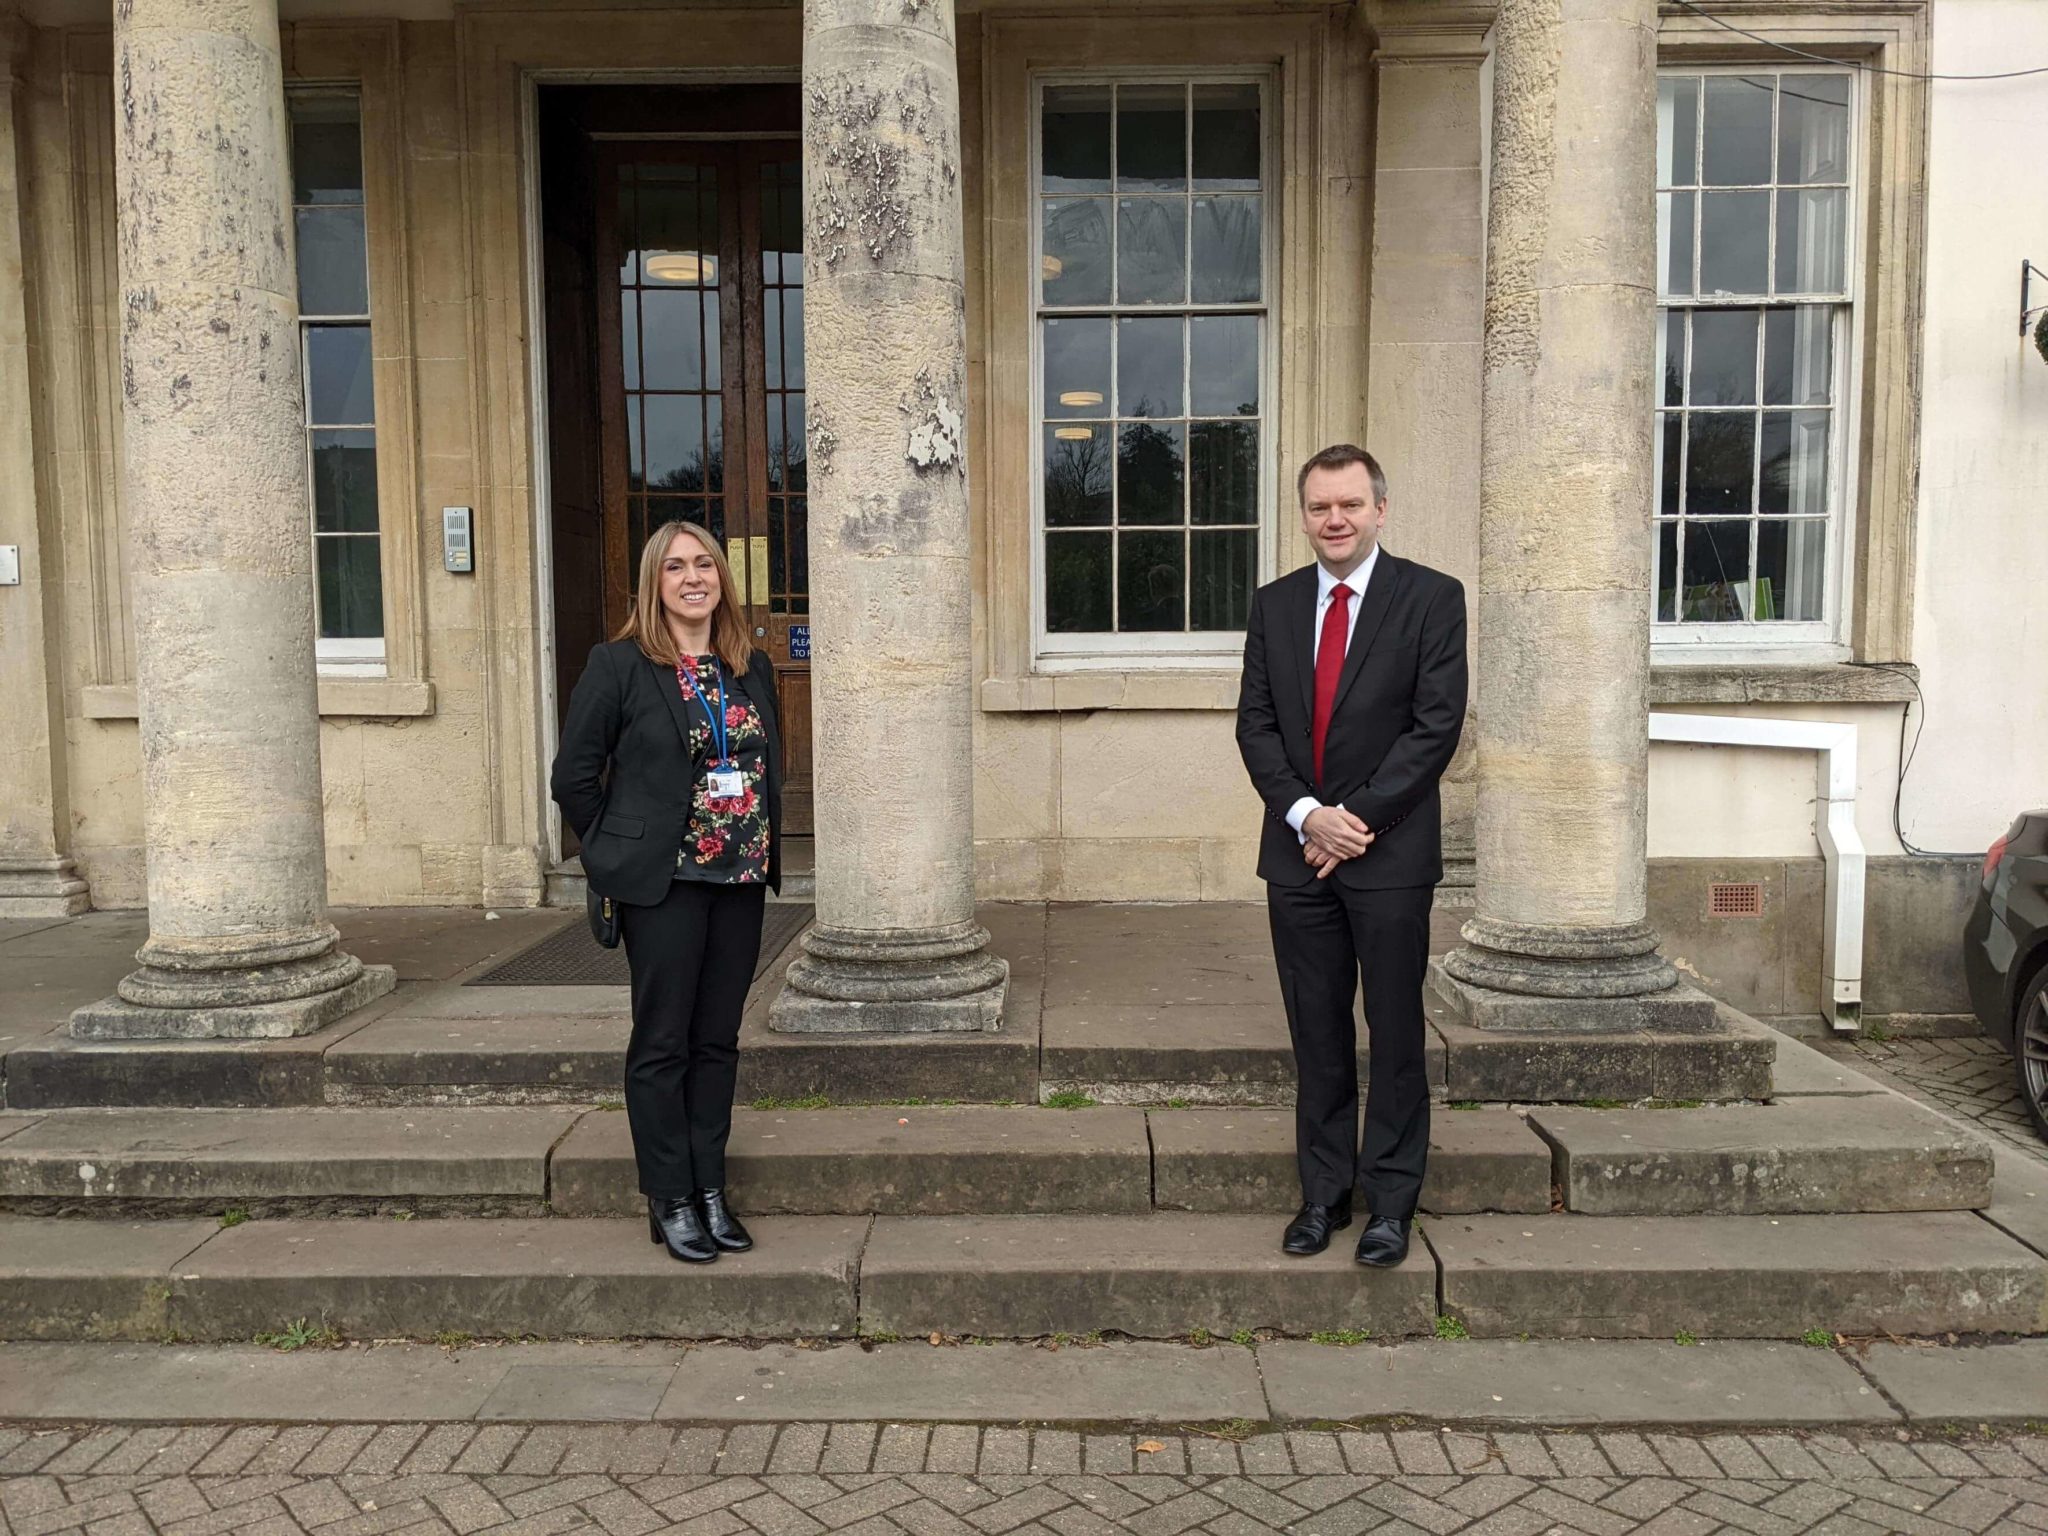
[677,658,729,765]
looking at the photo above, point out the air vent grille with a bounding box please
[1708,881,1765,919]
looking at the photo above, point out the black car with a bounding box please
[1965,810,2048,1142]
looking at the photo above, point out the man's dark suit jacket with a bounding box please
[1235,552,1468,890]
[550,638,785,906]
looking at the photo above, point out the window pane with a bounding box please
[760,162,803,283]
[1118,529,1185,630]
[1043,316,1112,419]
[1779,74,1850,184]
[310,429,377,533]
[1117,316,1183,418]
[765,290,782,390]
[1117,421,1185,525]
[621,291,640,391]
[1657,310,1681,405]
[1117,197,1187,304]
[1775,188,1846,295]
[1657,76,1699,187]
[1189,420,1257,525]
[644,394,707,491]
[1043,85,1112,192]
[1117,84,1186,191]
[1046,532,1112,631]
[1657,522,1679,622]
[290,98,363,205]
[640,289,706,391]
[1702,75,1774,186]
[625,397,643,491]
[1763,305,1832,405]
[1659,190,1696,297]
[306,325,374,425]
[1689,308,1758,406]
[1190,195,1260,303]
[1686,413,1754,516]
[1042,197,1113,305]
[1192,84,1259,190]
[1189,314,1259,416]
[1759,409,1830,518]
[1700,189,1768,293]
[1679,519,1753,622]
[1044,424,1113,527]
[1657,413,1682,515]
[1190,528,1256,629]
[703,290,722,391]
[316,535,383,639]
[617,176,637,285]
[1756,517,1826,621]
[295,206,368,316]
[780,290,803,387]
[785,391,805,491]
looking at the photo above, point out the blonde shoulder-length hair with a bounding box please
[613,521,757,677]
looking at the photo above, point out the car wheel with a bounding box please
[2016,969,2048,1145]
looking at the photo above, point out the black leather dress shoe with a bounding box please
[648,1195,718,1263]
[1281,1199,1353,1256]
[697,1188,753,1252]
[1354,1215,1411,1267]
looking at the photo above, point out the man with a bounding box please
[1235,444,1468,1266]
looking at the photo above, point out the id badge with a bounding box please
[707,766,745,800]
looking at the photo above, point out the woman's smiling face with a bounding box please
[661,529,722,631]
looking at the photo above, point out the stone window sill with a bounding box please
[980,671,1240,713]
[1648,662,1917,706]
[80,678,437,720]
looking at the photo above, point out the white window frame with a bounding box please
[290,84,388,675]
[1028,68,1279,671]
[1651,64,1865,663]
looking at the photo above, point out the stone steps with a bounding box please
[0,1097,1996,1218]
[4,1210,2041,1344]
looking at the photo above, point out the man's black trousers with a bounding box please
[618,879,766,1198]
[1266,879,1435,1220]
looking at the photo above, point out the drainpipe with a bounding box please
[1647,713,1865,1034]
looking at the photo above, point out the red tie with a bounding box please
[1312,583,1353,785]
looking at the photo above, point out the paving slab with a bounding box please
[0,1340,534,1420]
[0,1106,579,1203]
[1258,1338,1896,1424]
[2,1034,337,1110]
[333,906,578,983]
[1853,1338,2048,1420]
[1526,1096,1992,1215]
[477,1363,678,1420]
[1766,1028,1890,1097]
[1429,1211,2048,1338]
[859,1214,1436,1339]
[0,1217,217,1340]
[0,1114,40,1144]
[164,1217,866,1341]
[551,1105,1151,1216]
[1148,1106,1551,1214]
[655,1340,1268,1421]
[1984,1144,2048,1260]
[321,991,632,1099]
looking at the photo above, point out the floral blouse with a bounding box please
[674,655,771,885]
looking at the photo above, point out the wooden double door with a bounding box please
[546,104,812,836]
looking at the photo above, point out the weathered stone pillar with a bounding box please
[0,3,89,918]
[1437,0,1710,1032]
[771,0,1007,1033]
[69,0,391,1038]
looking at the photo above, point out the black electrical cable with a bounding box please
[1670,0,2048,81]
[1844,661,1980,858]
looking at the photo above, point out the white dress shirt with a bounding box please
[1286,546,1380,840]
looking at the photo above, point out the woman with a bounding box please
[550,521,783,1264]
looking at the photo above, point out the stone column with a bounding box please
[0,3,89,918]
[1437,0,1708,1029]
[69,0,391,1039]
[771,0,1007,1033]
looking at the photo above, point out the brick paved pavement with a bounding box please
[1820,1034,2048,1163]
[5,1421,2048,1535]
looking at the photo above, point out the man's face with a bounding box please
[1299,462,1386,573]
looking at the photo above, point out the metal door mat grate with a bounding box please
[466,901,814,986]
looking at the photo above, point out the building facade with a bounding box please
[2,0,2043,1029]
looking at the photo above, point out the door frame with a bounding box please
[524,69,799,872]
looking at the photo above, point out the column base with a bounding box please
[69,963,395,1041]
[1430,959,1718,1035]
[770,920,1010,1034]
[0,858,92,918]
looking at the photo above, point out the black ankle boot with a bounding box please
[647,1195,718,1263]
[697,1188,753,1252]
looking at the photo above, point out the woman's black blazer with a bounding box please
[550,638,783,905]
